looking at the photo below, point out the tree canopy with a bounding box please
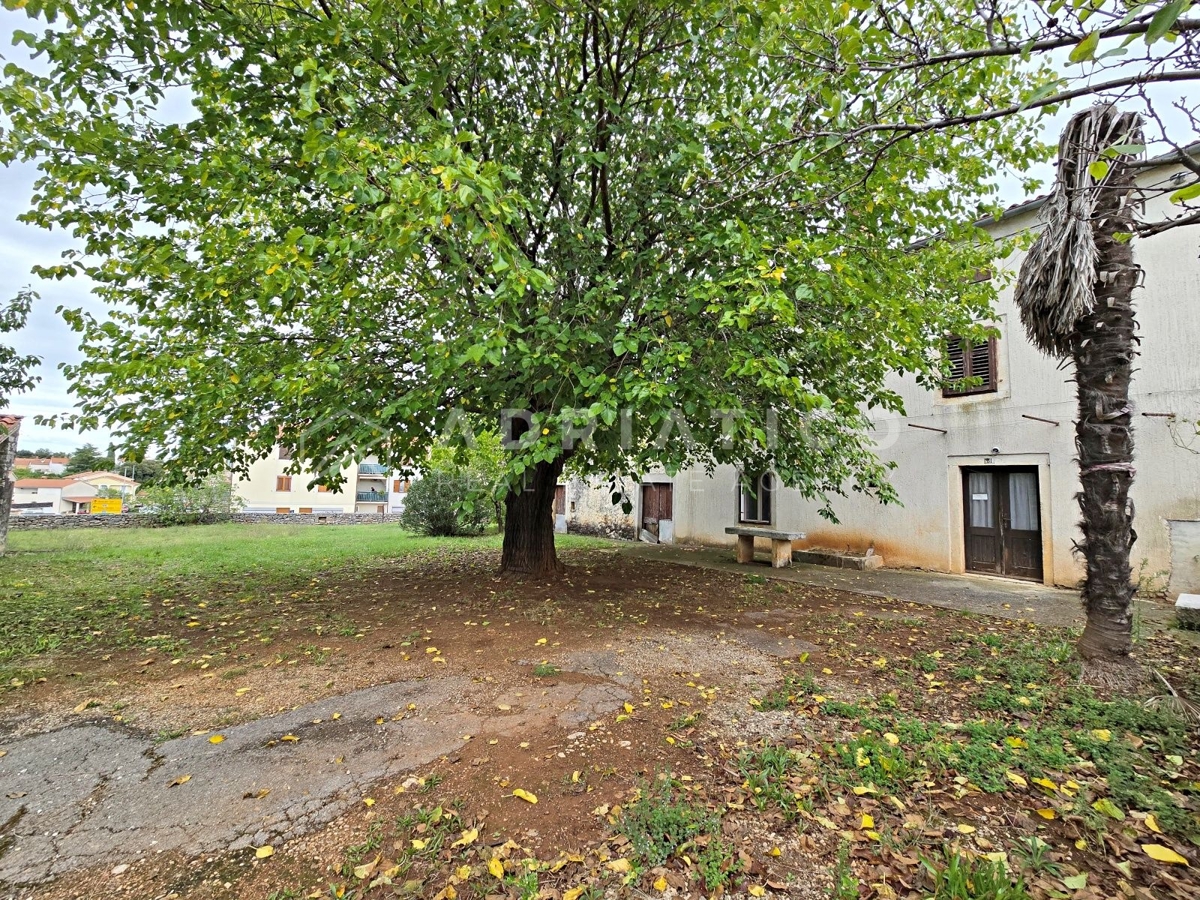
[2,0,1057,565]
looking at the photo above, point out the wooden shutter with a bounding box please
[943,336,996,397]
[276,475,292,491]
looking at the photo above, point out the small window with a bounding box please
[275,507,291,514]
[738,472,773,525]
[276,476,292,492]
[393,479,401,493]
[317,484,330,493]
[942,336,997,397]
[299,507,312,514]
[278,445,293,460]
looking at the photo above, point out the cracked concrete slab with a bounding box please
[0,679,477,885]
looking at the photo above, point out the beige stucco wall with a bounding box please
[575,163,1200,591]
[234,454,357,513]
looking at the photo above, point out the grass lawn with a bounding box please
[1,525,1197,900]
[0,523,602,685]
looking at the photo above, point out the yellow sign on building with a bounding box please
[91,498,123,514]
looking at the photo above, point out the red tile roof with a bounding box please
[15,478,75,488]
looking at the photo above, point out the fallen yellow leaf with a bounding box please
[255,845,274,859]
[456,865,471,880]
[956,824,976,834]
[1035,808,1057,820]
[487,857,505,879]
[1090,728,1111,742]
[652,875,668,892]
[1142,844,1189,866]
[1146,814,1162,834]
[512,788,538,804]
[1006,771,1027,787]
[748,887,766,898]
[363,797,375,807]
[411,839,427,850]
[861,814,874,830]
[451,828,478,848]
[208,735,225,744]
[883,733,900,746]
[563,888,586,900]
[168,774,191,787]
[607,858,631,873]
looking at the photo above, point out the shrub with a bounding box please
[132,473,242,525]
[399,470,491,536]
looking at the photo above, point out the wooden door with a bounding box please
[640,483,672,538]
[962,467,1042,581]
[963,469,1002,575]
[554,485,566,517]
[1002,470,1043,580]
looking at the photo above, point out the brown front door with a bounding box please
[963,467,1043,581]
[554,485,566,517]
[640,483,673,539]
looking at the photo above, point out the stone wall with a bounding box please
[564,475,637,540]
[9,512,404,530]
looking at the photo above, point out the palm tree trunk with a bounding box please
[500,457,563,575]
[1074,158,1140,660]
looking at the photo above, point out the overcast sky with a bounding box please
[1,8,1196,454]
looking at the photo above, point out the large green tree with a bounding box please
[2,0,1046,574]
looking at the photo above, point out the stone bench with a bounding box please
[725,526,806,569]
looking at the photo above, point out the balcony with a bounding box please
[358,463,387,475]
[356,491,387,502]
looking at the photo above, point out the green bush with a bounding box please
[399,470,491,536]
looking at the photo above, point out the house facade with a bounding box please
[234,448,409,515]
[69,470,140,499]
[13,478,99,514]
[566,158,1200,596]
[20,456,69,475]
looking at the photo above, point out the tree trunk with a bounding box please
[500,457,563,575]
[1074,161,1140,661]
[0,417,21,557]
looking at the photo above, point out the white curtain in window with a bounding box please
[1008,472,1039,532]
[968,471,993,528]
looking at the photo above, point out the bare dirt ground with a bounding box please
[1,546,1197,900]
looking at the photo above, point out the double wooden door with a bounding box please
[963,467,1043,581]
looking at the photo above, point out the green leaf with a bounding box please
[1146,0,1191,44]
[1062,873,1089,890]
[1068,30,1100,63]
[1169,182,1200,204]
[1092,798,1125,821]
[1087,160,1110,181]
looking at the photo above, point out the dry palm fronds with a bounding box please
[1144,669,1200,726]
[1014,104,1144,358]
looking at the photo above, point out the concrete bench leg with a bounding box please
[736,534,755,564]
[771,538,793,568]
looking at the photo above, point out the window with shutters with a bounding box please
[278,445,292,460]
[942,336,997,397]
[276,476,292,492]
[738,472,773,525]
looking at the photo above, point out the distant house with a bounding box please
[68,470,140,499]
[13,478,98,514]
[22,456,70,475]
[234,448,408,515]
